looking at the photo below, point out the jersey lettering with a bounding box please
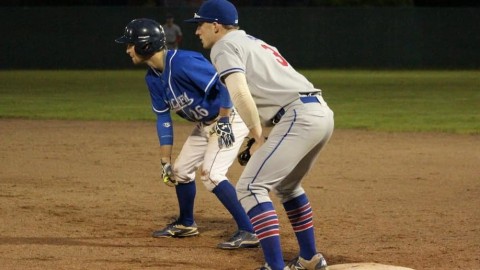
[261,44,288,67]
[169,92,194,111]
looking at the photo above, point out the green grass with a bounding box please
[302,70,480,134]
[1,70,479,134]
[0,70,152,121]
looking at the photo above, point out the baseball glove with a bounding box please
[237,137,256,166]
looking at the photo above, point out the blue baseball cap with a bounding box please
[185,0,238,26]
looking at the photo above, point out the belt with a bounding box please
[202,114,220,125]
[271,94,321,125]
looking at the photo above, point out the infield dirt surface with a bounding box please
[1,120,479,270]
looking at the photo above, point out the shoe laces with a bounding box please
[227,230,246,241]
[287,256,302,268]
[166,218,180,226]
[255,264,272,270]
[166,218,195,227]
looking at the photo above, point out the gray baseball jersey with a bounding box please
[211,30,321,125]
[163,23,182,49]
[210,29,334,214]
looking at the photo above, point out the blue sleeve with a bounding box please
[145,70,170,115]
[156,112,173,145]
[217,83,233,109]
[177,52,232,108]
[145,70,173,145]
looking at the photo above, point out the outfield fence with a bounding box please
[1,6,478,69]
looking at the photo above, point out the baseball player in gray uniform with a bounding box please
[186,1,334,269]
[163,13,183,49]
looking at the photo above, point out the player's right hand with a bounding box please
[161,162,177,187]
[214,116,235,149]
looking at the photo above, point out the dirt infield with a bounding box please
[1,119,479,270]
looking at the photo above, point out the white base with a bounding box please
[327,263,415,270]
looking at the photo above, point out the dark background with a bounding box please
[1,0,479,69]
[1,0,479,7]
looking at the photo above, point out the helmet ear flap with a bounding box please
[135,41,153,56]
[136,40,166,56]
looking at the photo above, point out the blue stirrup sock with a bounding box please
[283,194,317,260]
[213,180,254,232]
[248,202,284,270]
[175,181,196,226]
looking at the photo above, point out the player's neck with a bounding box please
[216,28,236,43]
[147,50,166,72]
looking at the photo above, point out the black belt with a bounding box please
[202,114,220,125]
[271,95,321,125]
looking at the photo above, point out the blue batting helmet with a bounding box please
[115,18,166,56]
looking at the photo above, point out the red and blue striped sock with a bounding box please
[248,202,284,270]
[284,194,317,260]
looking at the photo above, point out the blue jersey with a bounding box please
[145,50,232,145]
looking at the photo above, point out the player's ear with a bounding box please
[213,22,220,33]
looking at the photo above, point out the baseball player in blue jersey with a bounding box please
[186,1,334,269]
[115,18,259,249]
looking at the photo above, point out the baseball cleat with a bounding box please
[217,230,260,249]
[256,263,289,270]
[286,253,327,270]
[152,220,199,238]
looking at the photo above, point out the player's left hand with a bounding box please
[214,116,235,149]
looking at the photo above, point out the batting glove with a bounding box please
[214,116,235,149]
[161,162,177,187]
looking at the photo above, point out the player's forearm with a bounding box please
[160,145,173,164]
[248,124,263,142]
[218,107,231,118]
[224,72,263,140]
[156,113,174,164]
